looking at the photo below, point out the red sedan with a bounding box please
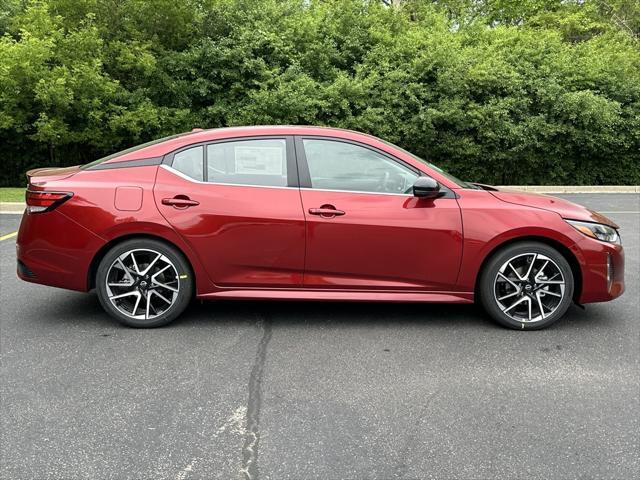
[17,126,625,329]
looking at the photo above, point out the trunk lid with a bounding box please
[26,166,81,187]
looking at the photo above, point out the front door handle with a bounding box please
[162,196,200,208]
[308,205,345,218]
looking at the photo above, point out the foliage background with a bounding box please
[1,0,638,186]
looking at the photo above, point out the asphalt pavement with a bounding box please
[1,194,638,480]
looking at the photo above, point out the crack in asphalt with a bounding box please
[240,314,272,480]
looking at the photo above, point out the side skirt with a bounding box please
[197,289,474,303]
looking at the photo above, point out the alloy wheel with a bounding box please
[493,253,566,323]
[105,248,180,320]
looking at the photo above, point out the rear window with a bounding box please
[81,132,187,169]
[173,146,204,181]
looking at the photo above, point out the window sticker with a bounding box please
[234,146,284,175]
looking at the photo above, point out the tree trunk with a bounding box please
[49,142,56,166]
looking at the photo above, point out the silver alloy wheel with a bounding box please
[105,248,180,320]
[493,253,566,323]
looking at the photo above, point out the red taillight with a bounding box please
[25,190,73,213]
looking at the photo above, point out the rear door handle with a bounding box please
[162,196,200,208]
[308,205,345,218]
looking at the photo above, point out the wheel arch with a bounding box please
[87,233,198,293]
[474,235,583,302]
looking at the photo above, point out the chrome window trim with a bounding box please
[160,164,455,198]
[161,165,451,198]
[299,187,413,197]
[159,165,295,190]
[163,135,299,187]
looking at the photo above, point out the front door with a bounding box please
[154,136,305,288]
[296,137,463,291]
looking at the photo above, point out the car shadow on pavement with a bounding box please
[172,297,625,332]
[560,301,625,330]
[30,290,115,328]
[181,299,498,330]
[35,290,621,332]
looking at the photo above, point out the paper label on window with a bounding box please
[234,146,284,175]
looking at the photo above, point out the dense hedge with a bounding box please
[1,0,639,186]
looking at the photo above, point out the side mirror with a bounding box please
[412,176,441,199]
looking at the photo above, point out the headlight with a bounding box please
[566,220,620,244]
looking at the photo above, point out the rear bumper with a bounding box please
[16,210,105,292]
[574,238,625,304]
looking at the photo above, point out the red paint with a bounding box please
[299,189,463,290]
[17,126,624,307]
[153,166,306,288]
[114,186,143,211]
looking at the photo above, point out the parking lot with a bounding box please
[1,193,638,479]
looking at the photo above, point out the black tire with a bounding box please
[96,238,193,328]
[478,241,574,330]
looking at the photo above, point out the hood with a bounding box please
[26,165,81,185]
[488,189,619,229]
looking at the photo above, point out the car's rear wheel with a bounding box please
[96,239,193,327]
[479,242,574,330]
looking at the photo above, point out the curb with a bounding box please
[497,186,640,193]
[0,202,25,214]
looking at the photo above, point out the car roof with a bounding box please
[96,125,464,190]
[108,125,380,163]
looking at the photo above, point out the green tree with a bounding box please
[1,0,638,186]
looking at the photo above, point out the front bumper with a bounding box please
[573,237,625,304]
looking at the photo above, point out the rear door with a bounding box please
[296,136,463,291]
[154,136,306,288]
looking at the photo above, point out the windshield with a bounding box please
[377,138,479,189]
[81,132,188,169]
[409,153,480,189]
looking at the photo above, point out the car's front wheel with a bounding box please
[479,242,574,330]
[96,239,193,328]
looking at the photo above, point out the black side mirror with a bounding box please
[412,176,441,199]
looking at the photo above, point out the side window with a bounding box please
[207,139,287,187]
[172,146,204,181]
[302,139,418,194]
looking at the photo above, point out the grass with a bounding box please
[0,188,25,203]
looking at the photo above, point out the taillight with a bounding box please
[25,190,73,213]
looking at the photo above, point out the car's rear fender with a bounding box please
[17,209,106,291]
[89,222,212,295]
[23,165,213,295]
